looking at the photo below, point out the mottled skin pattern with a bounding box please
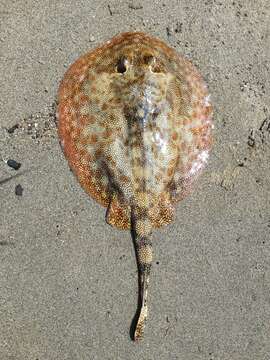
[57,32,213,341]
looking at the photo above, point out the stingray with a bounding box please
[57,32,213,341]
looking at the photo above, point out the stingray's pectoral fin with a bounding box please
[106,193,131,230]
[151,193,175,228]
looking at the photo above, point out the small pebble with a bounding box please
[128,2,143,9]
[6,159,21,170]
[7,124,19,134]
[15,184,23,196]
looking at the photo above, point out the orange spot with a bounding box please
[167,168,174,177]
[90,134,98,143]
[191,127,202,136]
[202,104,213,118]
[71,127,81,139]
[78,115,90,126]
[94,169,102,179]
[183,117,191,125]
[88,115,96,124]
[77,148,87,157]
[191,111,198,118]
[78,94,89,103]
[88,74,96,81]
[105,155,116,167]
[102,103,109,111]
[95,149,103,159]
[171,131,178,141]
[79,136,90,146]
[84,153,93,162]
[120,175,129,183]
[181,142,187,151]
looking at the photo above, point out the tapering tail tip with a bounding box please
[134,304,148,341]
[133,247,151,342]
[132,204,153,342]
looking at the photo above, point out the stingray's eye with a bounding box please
[151,60,163,73]
[116,58,128,73]
[144,54,155,65]
[144,55,162,73]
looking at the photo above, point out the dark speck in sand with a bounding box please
[6,159,21,170]
[15,184,23,196]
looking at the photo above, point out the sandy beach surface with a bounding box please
[0,1,269,359]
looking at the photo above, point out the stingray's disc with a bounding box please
[57,32,213,229]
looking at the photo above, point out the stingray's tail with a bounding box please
[132,202,153,341]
